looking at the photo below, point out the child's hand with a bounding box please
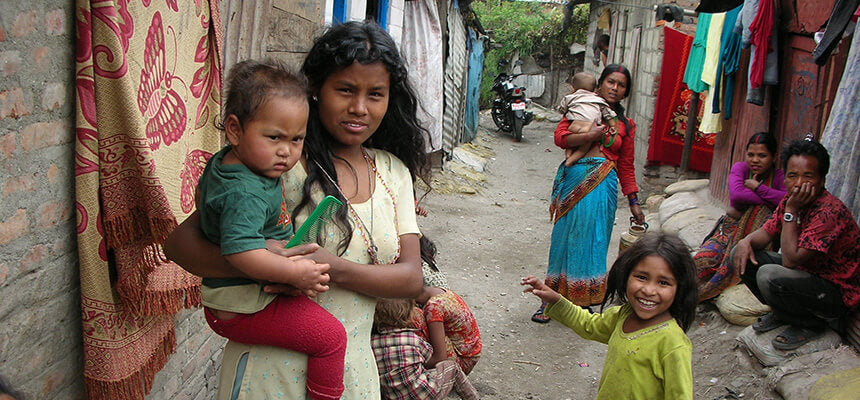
[521,275,561,305]
[564,148,577,167]
[415,204,429,217]
[265,241,321,257]
[288,258,331,295]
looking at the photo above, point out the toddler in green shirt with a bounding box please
[197,60,345,400]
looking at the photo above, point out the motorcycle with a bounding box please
[491,59,534,141]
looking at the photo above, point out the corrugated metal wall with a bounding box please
[442,0,468,154]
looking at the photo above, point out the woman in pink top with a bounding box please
[695,132,786,301]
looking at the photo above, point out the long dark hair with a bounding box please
[297,21,430,254]
[598,64,633,132]
[601,232,698,331]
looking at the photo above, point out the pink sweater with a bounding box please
[728,161,785,210]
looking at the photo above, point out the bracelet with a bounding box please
[755,182,762,191]
[628,197,640,206]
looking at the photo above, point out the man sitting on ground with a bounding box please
[732,138,860,350]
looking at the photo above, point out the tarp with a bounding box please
[463,27,484,142]
[401,0,444,152]
[821,22,860,225]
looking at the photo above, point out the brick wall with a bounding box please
[0,2,227,399]
[584,0,706,197]
[0,1,82,398]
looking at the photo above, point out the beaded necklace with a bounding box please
[313,148,400,265]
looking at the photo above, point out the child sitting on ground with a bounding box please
[556,72,619,166]
[522,232,697,399]
[197,60,345,400]
[372,298,479,400]
[416,286,482,375]
[413,236,482,375]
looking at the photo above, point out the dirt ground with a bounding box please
[417,114,778,399]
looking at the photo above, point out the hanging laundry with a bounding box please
[712,6,743,119]
[748,0,774,88]
[700,12,727,133]
[813,0,860,65]
[683,13,712,93]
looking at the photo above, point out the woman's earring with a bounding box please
[312,95,318,102]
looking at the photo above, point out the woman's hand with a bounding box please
[630,204,645,225]
[744,178,760,190]
[563,122,603,148]
[521,275,561,305]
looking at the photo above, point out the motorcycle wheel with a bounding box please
[513,116,524,142]
[491,102,512,132]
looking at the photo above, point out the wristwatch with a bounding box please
[783,212,797,223]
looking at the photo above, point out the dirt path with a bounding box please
[417,114,776,399]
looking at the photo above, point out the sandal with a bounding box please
[752,312,784,333]
[531,304,550,323]
[772,326,821,351]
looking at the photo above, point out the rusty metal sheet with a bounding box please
[776,35,829,144]
[709,49,772,204]
[782,0,836,34]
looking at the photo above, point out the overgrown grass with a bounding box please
[473,0,588,108]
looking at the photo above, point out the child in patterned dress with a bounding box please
[372,298,479,400]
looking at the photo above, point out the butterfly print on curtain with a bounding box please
[137,11,187,151]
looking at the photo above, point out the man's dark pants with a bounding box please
[733,249,847,330]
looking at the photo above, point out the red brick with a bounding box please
[0,51,22,77]
[12,11,38,38]
[41,82,65,110]
[32,47,49,71]
[37,201,70,229]
[0,88,33,119]
[46,163,60,183]
[45,9,65,36]
[20,121,68,151]
[52,236,70,254]
[0,131,15,158]
[20,244,49,272]
[0,209,28,245]
[2,175,36,197]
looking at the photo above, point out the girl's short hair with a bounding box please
[374,298,416,330]
[601,232,698,331]
[780,138,830,178]
[221,59,308,128]
[747,132,778,157]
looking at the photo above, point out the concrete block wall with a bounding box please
[584,0,707,197]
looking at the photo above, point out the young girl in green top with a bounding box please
[522,232,697,400]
